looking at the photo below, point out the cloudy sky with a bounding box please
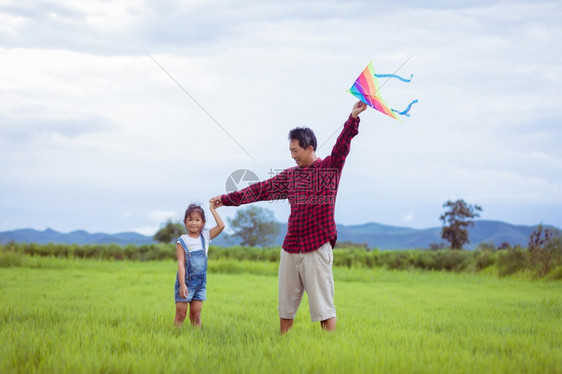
[1,0,561,236]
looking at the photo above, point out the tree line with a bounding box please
[4,198,558,279]
[154,199,553,252]
[2,240,560,280]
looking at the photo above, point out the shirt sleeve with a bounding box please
[176,235,184,246]
[328,114,360,170]
[221,169,290,206]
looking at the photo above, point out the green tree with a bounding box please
[153,220,185,244]
[528,224,553,252]
[228,206,280,247]
[528,224,561,276]
[440,199,482,250]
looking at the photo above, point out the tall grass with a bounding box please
[1,256,560,373]
[2,241,561,279]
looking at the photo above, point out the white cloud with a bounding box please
[130,225,159,236]
[1,0,561,234]
[148,210,179,224]
[402,213,415,223]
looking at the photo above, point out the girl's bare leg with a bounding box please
[189,300,203,328]
[174,302,188,327]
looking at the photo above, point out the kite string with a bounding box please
[374,69,418,117]
[144,50,257,163]
[152,293,175,321]
[315,53,419,151]
[374,71,417,117]
[341,247,415,320]
[152,236,240,322]
[309,216,415,319]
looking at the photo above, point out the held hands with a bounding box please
[351,100,367,119]
[209,196,223,209]
[208,195,226,239]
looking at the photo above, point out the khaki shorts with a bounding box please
[278,242,336,322]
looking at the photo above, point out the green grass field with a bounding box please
[1,256,560,373]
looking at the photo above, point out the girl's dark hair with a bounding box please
[288,127,317,151]
[184,204,206,225]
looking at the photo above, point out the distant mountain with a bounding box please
[0,228,154,246]
[243,220,556,250]
[466,220,541,249]
[342,220,559,249]
[0,220,557,250]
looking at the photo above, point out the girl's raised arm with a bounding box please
[208,200,225,240]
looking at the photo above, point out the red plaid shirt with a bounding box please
[221,114,360,253]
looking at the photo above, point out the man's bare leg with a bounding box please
[280,318,294,334]
[320,317,336,332]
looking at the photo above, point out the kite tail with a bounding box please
[374,73,413,83]
[391,99,418,117]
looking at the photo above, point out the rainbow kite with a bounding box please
[348,61,418,121]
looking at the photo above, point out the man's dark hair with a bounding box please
[288,127,317,151]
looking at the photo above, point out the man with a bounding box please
[211,100,367,334]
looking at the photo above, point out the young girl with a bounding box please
[174,201,224,327]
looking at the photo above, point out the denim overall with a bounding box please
[174,234,208,302]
